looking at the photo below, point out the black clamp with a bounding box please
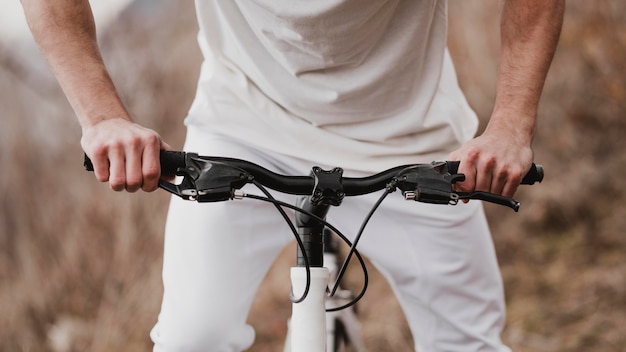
[158,153,251,202]
[394,162,463,205]
[310,166,345,206]
[394,162,521,211]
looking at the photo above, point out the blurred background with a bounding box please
[1,1,624,351]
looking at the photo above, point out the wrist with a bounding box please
[485,109,536,145]
[80,114,133,134]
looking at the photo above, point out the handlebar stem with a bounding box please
[295,196,331,268]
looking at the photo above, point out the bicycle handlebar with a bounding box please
[84,151,543,211]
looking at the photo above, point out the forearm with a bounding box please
[488,0,565,141]
[449,0,564,196]
[20,0,130,129]
[21,0,168,192]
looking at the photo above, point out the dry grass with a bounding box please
[1,1,625,351]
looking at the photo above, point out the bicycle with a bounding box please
[85,151,543,352]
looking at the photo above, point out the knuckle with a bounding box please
[127,136,143,150]
[90,144,110,158]
[483,155,497,169]
[109,177,126,191]
[465,148,481,162]
[144,166,161,179]
[142,132,160,146]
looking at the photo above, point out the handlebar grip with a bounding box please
[160,150,186,175]
[83,154,95,172]
[83,150,187,175]
[446,161,544,185]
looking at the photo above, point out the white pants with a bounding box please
[150,127,511,352]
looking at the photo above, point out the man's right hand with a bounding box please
[81,118,171,192]
[20,1,172,193]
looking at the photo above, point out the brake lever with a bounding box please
[445,162,520,211]
[455,191,520,212]
[158,172,200,200]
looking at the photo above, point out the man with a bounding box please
[21,0,564,351]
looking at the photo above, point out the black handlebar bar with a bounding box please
[155,151,543,182]
[84,151,543,211]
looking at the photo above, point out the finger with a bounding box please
[108,146,126,192]
[474,169,492,193]
[475,159,496,193]
[141,141,161,192]
[501,168,524,198]
[490,169,507,196]
[455,161,477,193]
[125,145,143,193]
[502,181,520,199]
[90,150,110,183]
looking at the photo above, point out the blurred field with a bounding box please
[1,1,625,351]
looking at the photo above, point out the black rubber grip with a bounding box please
[160,150,186,175]
[83,150,186,175]
[83,154,95,172]
[446,161,544,185]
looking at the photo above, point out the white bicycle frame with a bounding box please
[289,266,330,352]
[284,230,367,352]
[322,245,368,352]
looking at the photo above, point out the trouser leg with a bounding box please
[329,192,511,352]
[151,129,295,351]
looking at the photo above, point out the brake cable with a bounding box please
[243,187,371,311]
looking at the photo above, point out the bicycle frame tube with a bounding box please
[290,267,329,352]
[323,230,363,352]
[289,196,332,352]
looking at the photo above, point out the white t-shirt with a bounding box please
[186,0,478,172]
